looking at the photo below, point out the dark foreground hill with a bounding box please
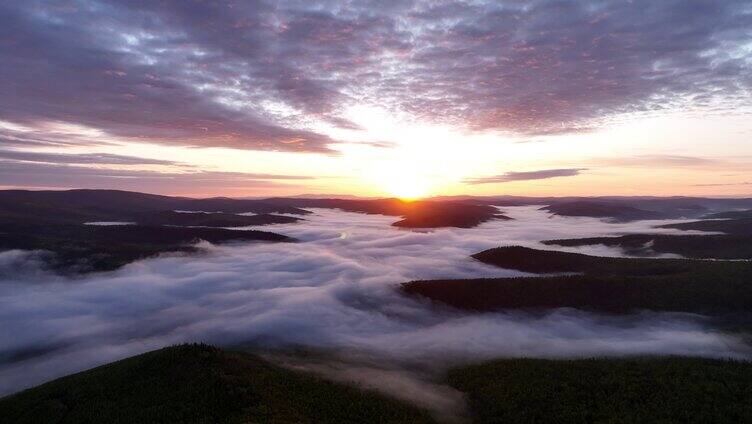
[3,345,752,423]
[450,357,752,424]
[403,246,752,314]
[0,344,434,424]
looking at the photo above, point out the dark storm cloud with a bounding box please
[1,0,750,151]
[464,168,585,184]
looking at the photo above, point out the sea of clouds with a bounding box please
[1,206,749,404]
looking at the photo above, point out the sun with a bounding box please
[381,172,431,200]
[389,180,429,200]
[357,156,448,200]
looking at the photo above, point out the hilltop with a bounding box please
[0,344,434,424]
[4,345,752,423]
[404,246,752,315]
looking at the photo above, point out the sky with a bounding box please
[1,0,751,198]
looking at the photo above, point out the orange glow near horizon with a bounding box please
[384,176,431,200]
[2,112,752,198]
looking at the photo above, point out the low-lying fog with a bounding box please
[1,206,748,400]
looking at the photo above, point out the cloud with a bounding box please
[1,0,750,152]
[693,181,752,187]
[0,149,182,166]
[0,206,747,401]
[396,1,752,134]
[464,168,586,184]
[0,2,338,153]
[0,160,313,194]
[594,155,722,168]
[0,120,119,148]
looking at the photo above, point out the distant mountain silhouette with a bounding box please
[544,234,752,259]
[4,189,752,274]
[404,246,752,315]
[0,189,310,225]
[541,210,752,259]
[442,195,752,219]
[0,223,294,273]
[6,189,751,228]
[264,197,509,228]
[136,211,301,227]
[540,201,665,221]
[0,190,517,272]
[659,217,752,236]
[703,209,752,219]
[0,190,509,229]
[0,190,304,273]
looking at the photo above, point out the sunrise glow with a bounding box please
[0,1,749,199]
[4,2,752,419]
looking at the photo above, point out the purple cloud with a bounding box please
[0,160,312,194]
[1,0,750,153]
[464,168,586,184]
[0,149,182,166]
[692,181,752,187]
[593,155,722,168]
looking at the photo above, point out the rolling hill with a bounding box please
[0,344,434,424]
[0,224,294,273]
[403,246,752,315]
[3,345,751,423]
